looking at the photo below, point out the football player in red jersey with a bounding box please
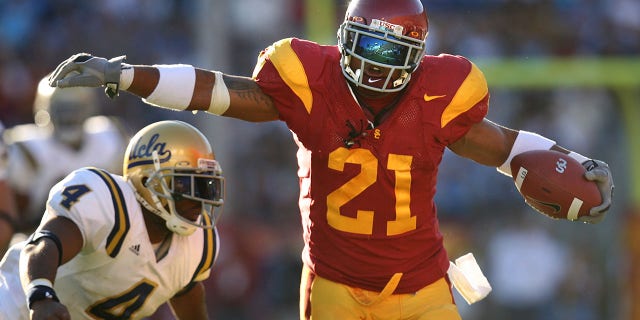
[48,0,614,318]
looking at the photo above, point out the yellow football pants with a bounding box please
[300,265,462,320]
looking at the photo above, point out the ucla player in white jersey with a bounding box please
[4,76,128,235]
[0,120,224,319]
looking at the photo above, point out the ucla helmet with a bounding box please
[124,120,224,236]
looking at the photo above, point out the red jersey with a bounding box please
[253,38,489,293]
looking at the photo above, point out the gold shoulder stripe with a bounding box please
[264,38,314,114]
[441,62,488,128]
[88,168,130,258]
[192,214,217,281]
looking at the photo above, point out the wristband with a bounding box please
[120,64,134,91]
[568,151,590,165]
[497,131,556,177]
[25,278,59,309]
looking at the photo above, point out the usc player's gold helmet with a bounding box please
[124,120,224,236]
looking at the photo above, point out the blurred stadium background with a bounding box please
[0,0,638,319]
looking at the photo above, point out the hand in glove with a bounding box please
[578,159,614,224]
[48,53,126,98]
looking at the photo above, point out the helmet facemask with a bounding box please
[337,0,428,93]
[339,18,426,93]
[141,151,224,236]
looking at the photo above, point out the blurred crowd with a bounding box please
[0,0,638,319]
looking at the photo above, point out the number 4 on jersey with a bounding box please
[60,184,92,210]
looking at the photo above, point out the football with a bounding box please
[510,149,601,221]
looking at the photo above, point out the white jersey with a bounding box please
[0,168,218,320]
[4,116,127,228]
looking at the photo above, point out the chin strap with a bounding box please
[392,71,409,88]
[343,56,361,83]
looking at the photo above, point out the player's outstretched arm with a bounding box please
[168,282,209,320]
[48,53,279,122]
[20,216,83,320]
[449,119,614,223]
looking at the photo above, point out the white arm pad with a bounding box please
[497,131,556,177]
[142,64,196,111]
[207,71,230,115]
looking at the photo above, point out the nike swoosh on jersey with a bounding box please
[367,78,382,83]
[423,93,447,101]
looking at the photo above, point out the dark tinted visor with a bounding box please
[354,33,409,66]
[173,173,222,201]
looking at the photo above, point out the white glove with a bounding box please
[48,53,126,98]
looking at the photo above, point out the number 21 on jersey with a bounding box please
[327,147,416,236]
